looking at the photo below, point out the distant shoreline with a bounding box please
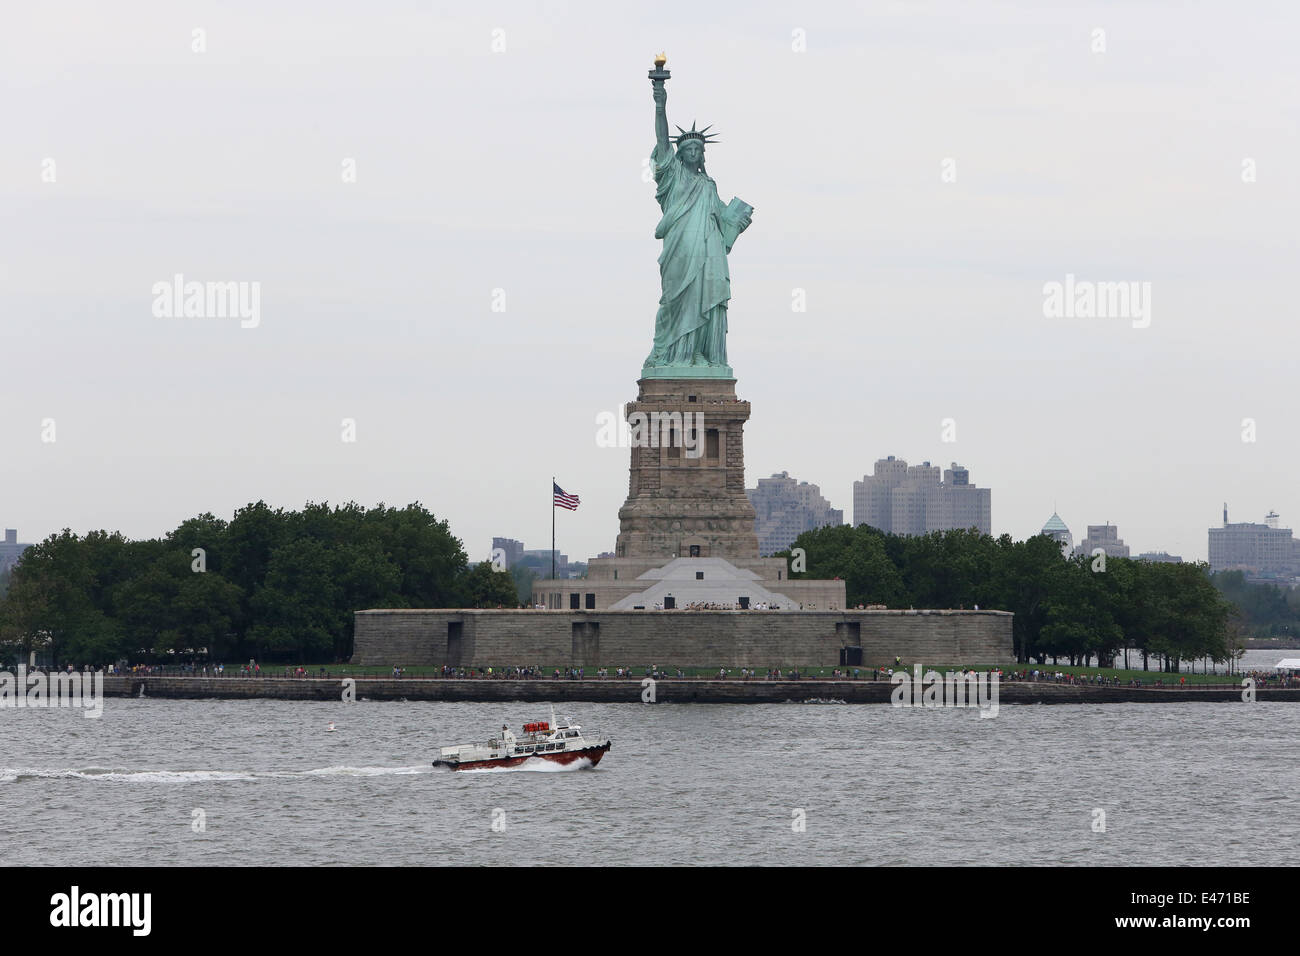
[1243,639,1300,649]
[101,676,1300,704]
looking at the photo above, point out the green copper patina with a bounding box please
[643,56,753,379]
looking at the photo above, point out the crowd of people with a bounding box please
[526,602,848,611]
[668,601,786,611]
[1238,668,1300,689]
[1002,669,1120,685]
[424,665,922,680]
[435,665,682,679]
[4,662,339,678]
[999,668,1300,688]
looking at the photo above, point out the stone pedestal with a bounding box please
[613,377,759,561]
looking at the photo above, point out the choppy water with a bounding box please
[2,693,1296,865]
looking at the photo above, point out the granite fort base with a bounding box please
[352,608,1014,668]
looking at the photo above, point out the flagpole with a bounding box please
[551,475,556,582]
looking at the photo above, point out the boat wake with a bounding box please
[0,768,257,784]
[299,765,430,777]
[788,697,849,705]
[0,765,433,784]
[458,756,595,774]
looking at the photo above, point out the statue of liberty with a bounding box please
[643,55,753,378]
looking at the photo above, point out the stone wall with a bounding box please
[352,608,1015,668]
[98,676,1300,704]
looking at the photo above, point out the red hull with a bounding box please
[435,742,610,771]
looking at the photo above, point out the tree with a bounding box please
[461,561,520,608]
[1163,563,1231,669]
[0,530,131,667]
[780,524,906,607]
[1211,570,1300,638]
[358,502,467,608]
[1039,555,1122,666]
[511,563,538,605]
[248,538,342,661]
[248,537,402,662]
[0,501,481,666]
[172,567,245,659]
[0,563,51,665]
[166,512,230,574]
[111,544,183,658]
[991,534,1065,663]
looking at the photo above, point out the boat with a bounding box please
[432,707,611,771]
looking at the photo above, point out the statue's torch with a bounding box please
[649,53,670,85]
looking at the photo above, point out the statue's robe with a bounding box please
[645,141,734,369]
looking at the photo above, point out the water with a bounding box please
[3,696,1296,865]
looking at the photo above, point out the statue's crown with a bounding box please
[674,121,719,146]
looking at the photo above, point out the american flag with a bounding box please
[553,483,580,511]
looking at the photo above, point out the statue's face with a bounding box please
[679,140,703,167]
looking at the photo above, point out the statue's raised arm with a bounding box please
[651,54,671,157]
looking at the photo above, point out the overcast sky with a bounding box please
[3,1,1297,565]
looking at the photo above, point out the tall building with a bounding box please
[1074,524,1130,560]
[939,463,990,534]
[745,471,844,556]
[1209,508,1300,582]
[490,538,573,577]
[1041,513,1073,555]
[522,549,569,578]
[852,458,991,536]
[490,537,525,568]
[0,528,32,574]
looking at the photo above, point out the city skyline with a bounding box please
[6,475,1293,572]
[853,457,992,539]
[747,471,843,557]
[4,2,1297,568]
[6,472,1290,572]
